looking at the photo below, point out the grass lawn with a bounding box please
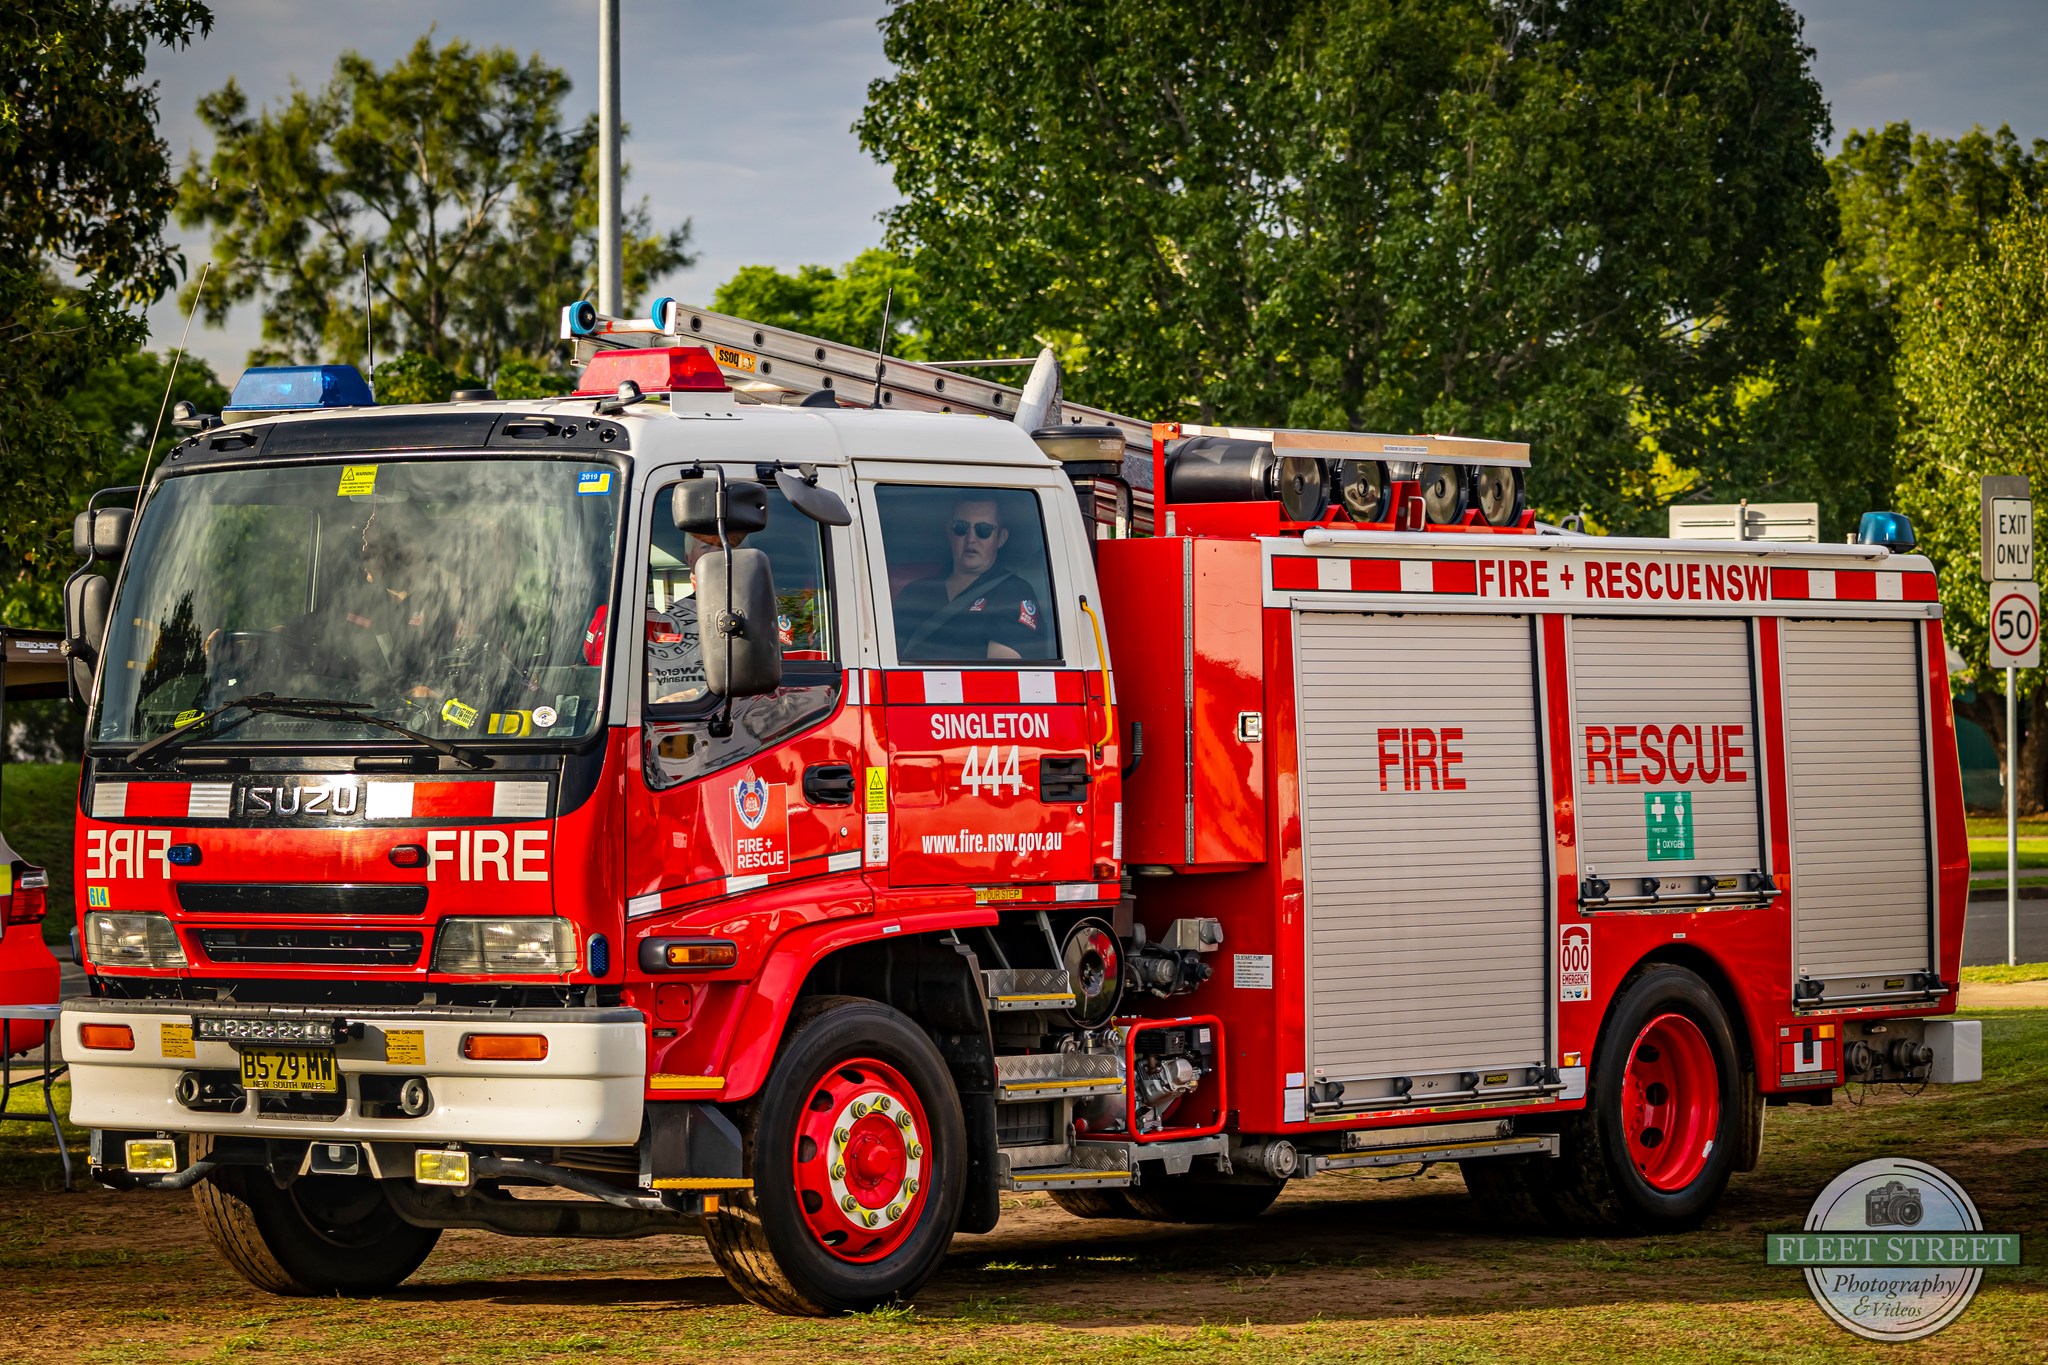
[1965,814,2048,839]
[0,760,76,942]
[1967,837,2048,872]
[2,1012,2042,1363]
[1963,961,2048,984]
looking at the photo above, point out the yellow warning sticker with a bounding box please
[441,697,478,729]
[161,1023,195,1059]
[174,709,204,728]
[864,766,888,814]
[384,1028,425,1066]
[337,465,378,496]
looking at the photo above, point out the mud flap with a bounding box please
[958,1090,1001,1234]
[645,1101,745,1182]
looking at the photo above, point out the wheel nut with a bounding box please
[863,1211,878,1227]
[907,1142,923,1160]
[886,1202,904,1220]
[896,1112,913,1130]
[875,1096,891,1112]
[905,1178,918,1194]
[832,1162,846,1180]
[851,1101,868,1117]
[841,1195,858,1211]
[834,1126,850,1144]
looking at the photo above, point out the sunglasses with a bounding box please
[950,520,999,540]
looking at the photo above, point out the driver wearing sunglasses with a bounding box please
[893,495,1044,660]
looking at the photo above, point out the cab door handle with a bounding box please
[803,764,856,806]
[1040,755,1091,803]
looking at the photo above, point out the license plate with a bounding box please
[238,1046,338,1093]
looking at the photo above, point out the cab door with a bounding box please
[623,459,866,914]
[858,468,1099,889]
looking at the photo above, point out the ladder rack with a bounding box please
[563,301,1158,489]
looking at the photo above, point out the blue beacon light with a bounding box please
[227,364,375,411]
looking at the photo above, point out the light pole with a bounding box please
[597,0,622,315]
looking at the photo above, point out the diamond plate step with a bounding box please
[994,1050,1125,1103]
[982,968,1078,1012]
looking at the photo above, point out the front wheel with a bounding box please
[704,996,966,1315]
[193,1168,440,1295]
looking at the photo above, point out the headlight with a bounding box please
[433,917,576,975]
[85,912,188,968]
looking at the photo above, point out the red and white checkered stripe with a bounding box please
[882,670,1085,705]
[1269,554,1938,604]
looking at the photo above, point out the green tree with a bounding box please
[857,0,1834,530]
[712,249,926,358]
[65,347,231,486]
[177,34,693,381]
[1896,208,2048,809]
[1,0,214,630]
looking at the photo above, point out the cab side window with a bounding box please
[644,482,834,709]
[876,485,1059,664]
[642,481,839,790]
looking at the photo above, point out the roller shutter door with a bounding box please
[1781,619,1934,988]
[1571,618,1764,888]
[1296,612,1547,1085]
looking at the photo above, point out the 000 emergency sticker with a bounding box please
[1560,922,1593,1002]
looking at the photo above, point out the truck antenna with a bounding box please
[137,258,211,493]
[363,248,375,397]
[870,285,894,409]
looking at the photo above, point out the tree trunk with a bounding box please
[2026,686,2048,817]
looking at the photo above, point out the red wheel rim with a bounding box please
[1620,1011,1720,1191]
[790,1056,932,1263]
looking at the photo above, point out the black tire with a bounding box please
[193,1167,440,1295]
[1459,1154,1550,1232]
[1122,1176,1283,1224]
[703,996,967,1315]
[1047,1189,1136,1220]
[1540,964,1742,1235]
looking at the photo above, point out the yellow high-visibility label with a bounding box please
[338,465,378,496]
[160,1023,195,1059]
[384,1029,425,1066]
[864,767,888,814]
[711,344,757,373]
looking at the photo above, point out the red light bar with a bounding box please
[573,345,729,397]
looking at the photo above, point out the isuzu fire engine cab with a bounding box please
[59,301,1979,1314]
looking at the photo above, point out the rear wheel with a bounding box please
[703,997,966,1315]
[1538,965,1742,1234]
[1122,1175,1283,1224]
[1047,1189,1136,1220]
[194,1168,440,1295]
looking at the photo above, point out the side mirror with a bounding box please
[696,547,783,698]
[72,507,133,561]
[673,478,768,536]
[773,469,851,526]
[63,572,112,710]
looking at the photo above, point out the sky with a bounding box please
[141,0,2048,382]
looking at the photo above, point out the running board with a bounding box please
[982,968,1078,1013]
[1306,1133,1558,1174]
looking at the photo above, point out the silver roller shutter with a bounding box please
[1571,617,1764,887]
[1782,619,1934,989]
[1295,612,1548,1086]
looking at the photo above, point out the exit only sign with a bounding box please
[1982,475,2034,582]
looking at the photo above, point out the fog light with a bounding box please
[79,1024,135,1051]
[462,1033,548,1061]
[125,1138,178,1173]
[84,912,187,968]
[415,1148,472,1186]
[433,917,575,974]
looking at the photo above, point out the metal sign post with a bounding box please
[1984,475,2035,967]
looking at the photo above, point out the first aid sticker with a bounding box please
[577,470,612,496]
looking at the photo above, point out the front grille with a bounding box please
[178,884,428,916]
[195,929,424,966]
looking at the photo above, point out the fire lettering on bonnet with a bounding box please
[425,829,548,881]
[84,828,172,879]
[1583,724,1747,785]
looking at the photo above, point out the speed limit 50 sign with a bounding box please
[1991,582,2041,669]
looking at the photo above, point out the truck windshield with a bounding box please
[93,458,621,747]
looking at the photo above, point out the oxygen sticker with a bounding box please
[337,465,378,496]
[1646,790,1695,860]
[1560,922,1593,1002]
[441,698,479,730]
[576,470,612,496]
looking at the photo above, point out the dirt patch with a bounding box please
[1961,980,2048,1009]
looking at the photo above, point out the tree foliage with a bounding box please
[858,0,1834,530]
[712,249,926,358]
[1,0,213,629]
[177,34,693,380]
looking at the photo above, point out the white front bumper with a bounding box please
[63,1000,647,1145]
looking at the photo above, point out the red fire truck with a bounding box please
[58,303,1977,1315]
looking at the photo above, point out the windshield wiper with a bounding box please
[128,692,494,770]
